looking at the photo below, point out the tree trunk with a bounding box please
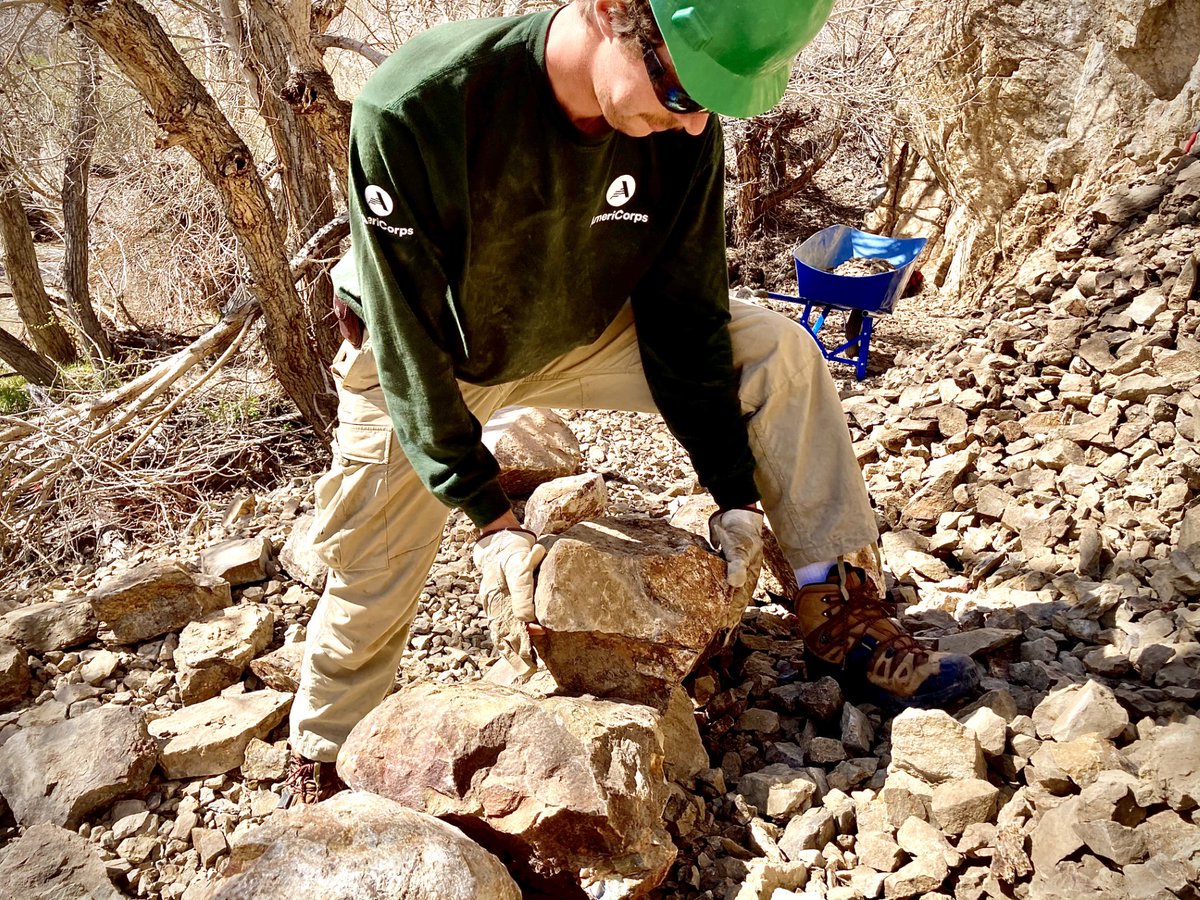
[0,148,78,366]
[61,32,113,362]
[230,0,340,362]
[45,0,335,439]
[0,326,57,386]
[275,0,352,188]
[733,121,767,248]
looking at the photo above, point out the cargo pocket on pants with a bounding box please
[310,420,395,574]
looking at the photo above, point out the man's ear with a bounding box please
[592,0,624,40]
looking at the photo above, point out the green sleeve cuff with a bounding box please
[707,468,761,513]
[461,480,513,528]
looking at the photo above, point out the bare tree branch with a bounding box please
[314,32,385,66]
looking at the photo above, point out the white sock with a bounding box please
[794,560,836,587]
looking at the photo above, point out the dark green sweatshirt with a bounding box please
[331,9,759,526]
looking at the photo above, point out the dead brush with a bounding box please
[0,318,321,596]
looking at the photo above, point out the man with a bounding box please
[282,0,979,805]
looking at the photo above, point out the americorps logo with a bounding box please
[593,174,648,227]
[364,185,394,217]
[362,184,414,237]
[606,175,636,207]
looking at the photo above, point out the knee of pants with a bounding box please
[732,310,826,411]
[308,574,421,671]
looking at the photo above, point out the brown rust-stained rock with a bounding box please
[529,517,743,707]
[339,680,675,899]
[89,560,231,645]
[204,792,520,900]
[483,407,582,497]
[248,641,305,693]
[0,598,97,652]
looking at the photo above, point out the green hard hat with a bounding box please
[648,0,836,117]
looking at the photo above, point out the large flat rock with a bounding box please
[148,689,292,779]
[339,680,675,899]
[89,560,231,644]
[0,598,97,652]
[203,792,520,899]
[0,704,157,828]
[0,823,123,899]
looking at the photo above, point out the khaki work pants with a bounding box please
[289,300,878,761]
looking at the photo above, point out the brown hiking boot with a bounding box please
[277,752,347,808]
[794,560,980,709]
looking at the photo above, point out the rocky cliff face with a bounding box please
[882,0,1200,304]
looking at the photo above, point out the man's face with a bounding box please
[594,32,710,138]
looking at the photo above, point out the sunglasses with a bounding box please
[640,41,706,115]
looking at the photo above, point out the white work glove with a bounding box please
[709,507,765,588]
[472,528,547,674]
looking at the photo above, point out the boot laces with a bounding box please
[819,559,928,667]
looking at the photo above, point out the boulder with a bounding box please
[339,681,675,899]
[0,823,122,899]
[523,473,608,536]
[1126,716,1200,812]
[148,688,293,779]
[529,517,743,707]
[204,792,520,900]
[0,598,97,652]
[277,514,327,592]
[174,605,275,704]
[199,535,272,586]
[483,407,582,496]
[0,639,30,709]
[0,705,157,828]
[249,641,305,693]
[89,560,231,644]
[889,708,987,783]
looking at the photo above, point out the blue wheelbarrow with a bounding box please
[767,225,927,380]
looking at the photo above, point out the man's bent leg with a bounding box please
[289,340,506,764]
[509,301,976,707]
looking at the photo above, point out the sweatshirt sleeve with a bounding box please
[343,98,511,527]
[630,122,760,510]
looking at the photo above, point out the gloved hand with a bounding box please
[472,528,547,675]
[709,507,765,588]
